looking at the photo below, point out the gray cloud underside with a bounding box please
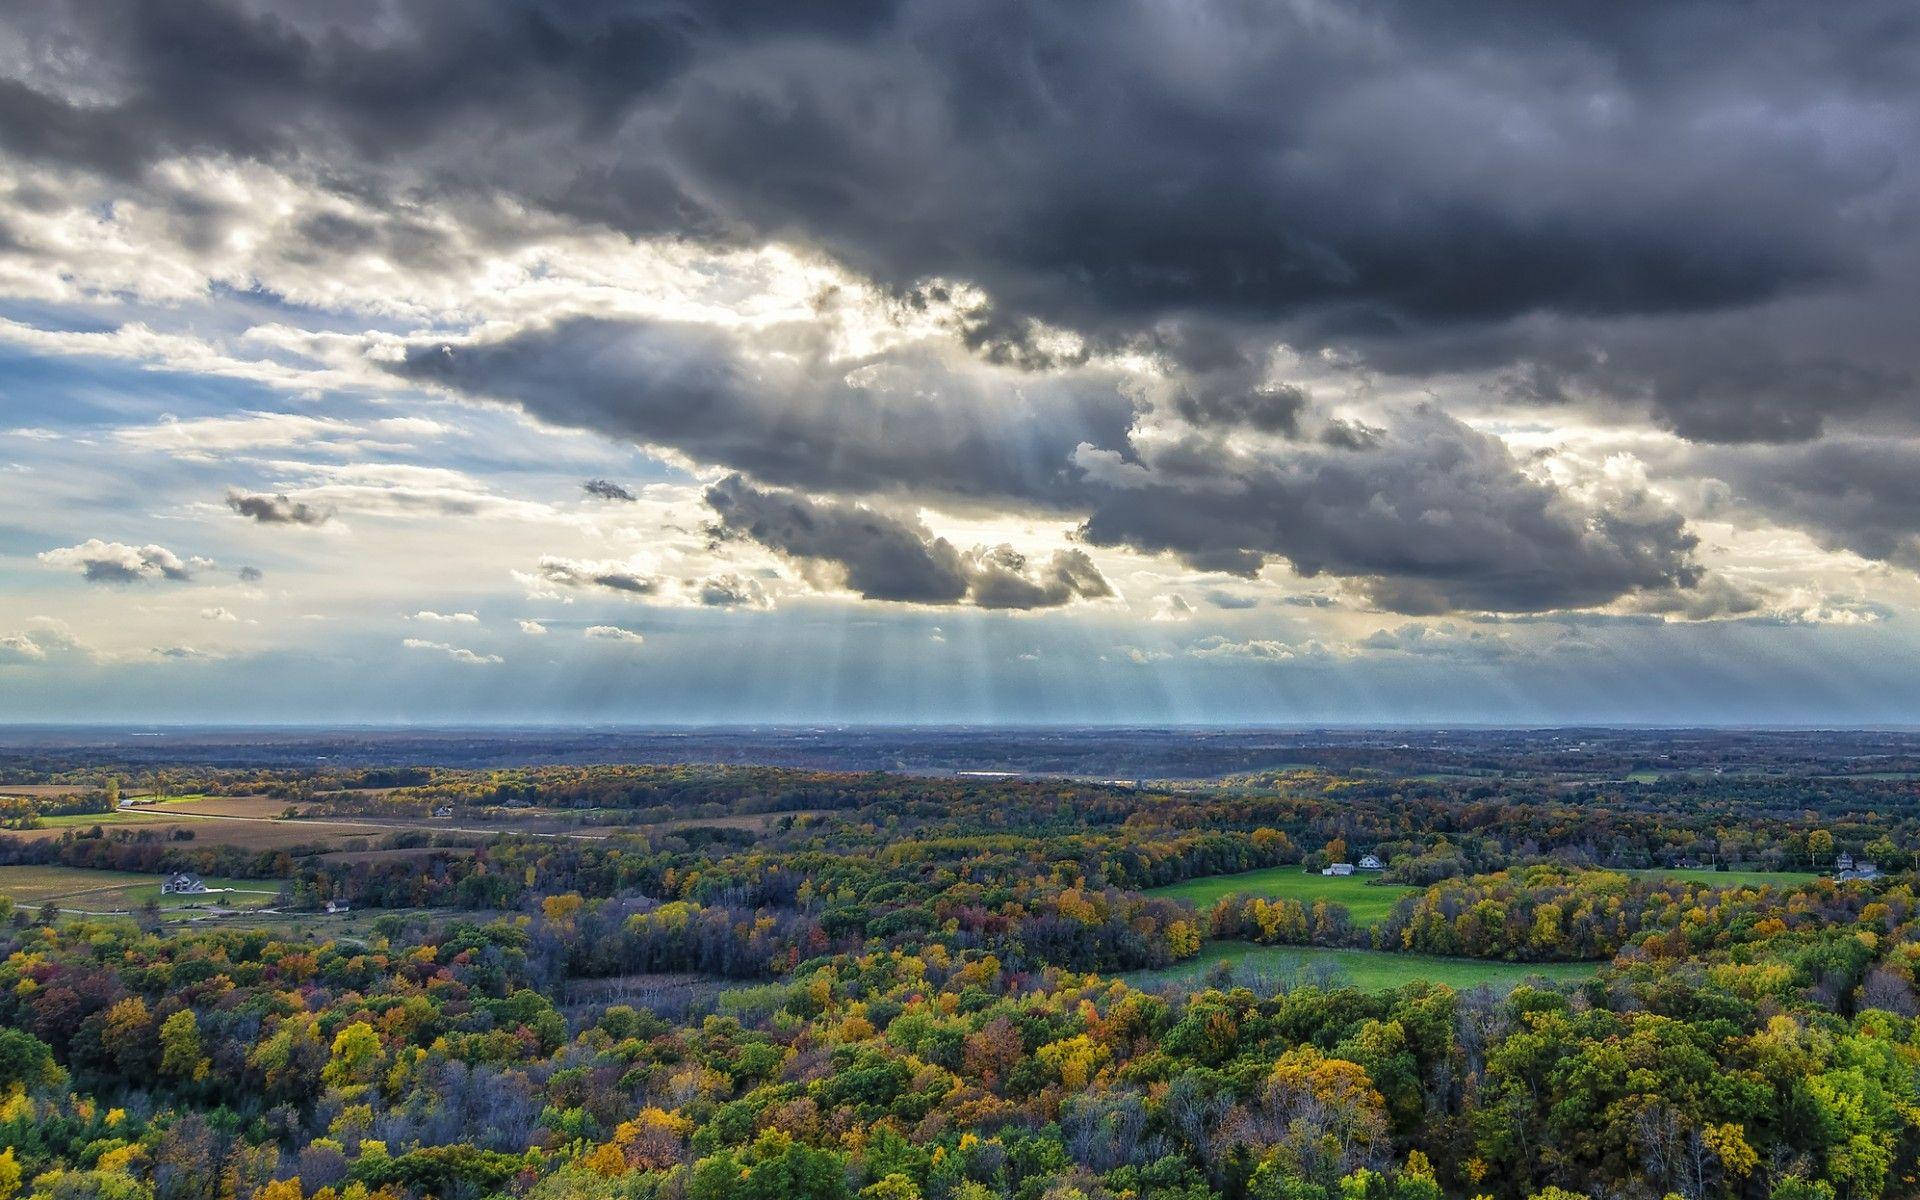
[38,539,204,584]
[405,319,1704,613]
[6,0,1919,616]
[6,0,1917,444]
[705,475,1112,609]
[1699,439,1920,571]
[396,317,1134,507]
[225,488,333,526]
[536,557,663,596]
[1078,406,1701,613]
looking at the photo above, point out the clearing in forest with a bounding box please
[1147,865,1414,925]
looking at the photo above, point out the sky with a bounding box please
[2,0,1920,725]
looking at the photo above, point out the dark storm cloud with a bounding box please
[1468,326,1920,444]
[1698,439,1920,570]
[6,2,1907,339]
[404,318,1703,613]
[705,475,1112,609]
[1077,407,1704,614]
[1169,376,1309,437]
[394,316,1136,506]
[582,479,637,503]
[704,475,967,604]
[10,0,1918,607]
[968,547,1114,611]
[225,488,334,526]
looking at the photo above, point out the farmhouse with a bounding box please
[1357,853,1384,871]
[1321,862,1355,876]
[325,899,351,914]
[433,805,454,818]
[161,871,207,895]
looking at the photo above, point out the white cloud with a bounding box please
[0,618,90,666]
[39,539,211,584]
[116,411,354,456]
[0,633,48,663]
[402,638,502,665]
[410,610,480,624]
[583,625,645,646]
[1151,594,1194,622]
[518,619,549,635]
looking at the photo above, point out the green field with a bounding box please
[0,865,151,903]
[32,808,175,828]
[1148,866,1414,925]
[1626,867,1820,888]
[0,865,282,911]
[1126,941,1599,993]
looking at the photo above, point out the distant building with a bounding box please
[1836,851,1855,872]
[161,872,207,895]
[325,899,351,914]
[1357,854,1384,871]
[433,805,454,818]
[1837,860,1881,882]
[1322,862,1355,876]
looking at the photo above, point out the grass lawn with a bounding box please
[111,877,284,909]
[1126,941,1598,993]
[0,865,153,903]
[0,865,283,911]
[1148,866,1414,925]
[1625,867,1820,888]
[32,809,175,828]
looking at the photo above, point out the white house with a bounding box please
[433,805,454,818]
[161,872,207,895]
[1321,862,1355,876]
[325,899,351,914]
[1357,854,1384,871]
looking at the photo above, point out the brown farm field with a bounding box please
[0,818,357,851]
[140,794,303,818]
[316,845,479,864]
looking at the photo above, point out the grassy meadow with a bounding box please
[1126,941,1599,993]
[1148,865,1414,925]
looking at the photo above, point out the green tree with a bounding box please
[158,1009,207,1082]
[689,1132,849,1200]
[0,1029,62,1092]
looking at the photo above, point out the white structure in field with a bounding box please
[1321,862,1355,876]
[1357,854,1384,871]
[161,872,207,895]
